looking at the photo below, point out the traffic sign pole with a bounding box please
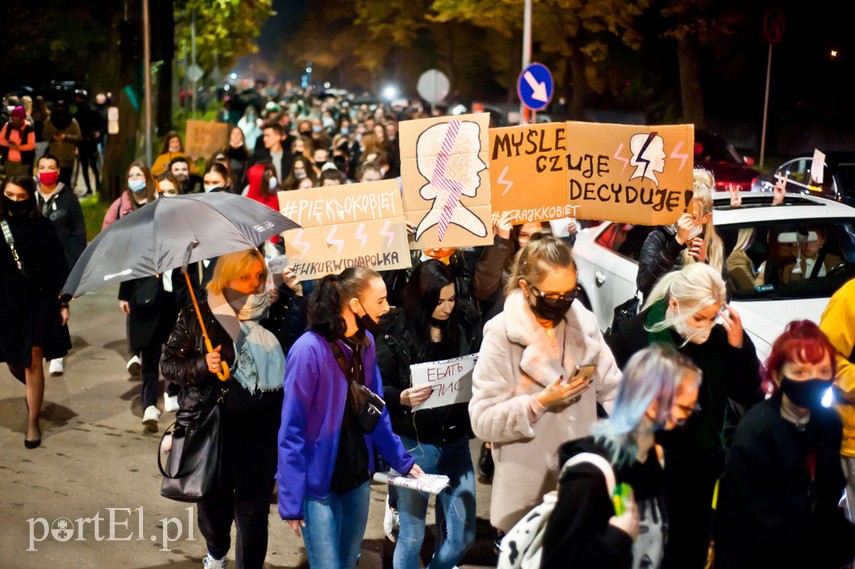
[520,0,532,124]
[760,8,785,168]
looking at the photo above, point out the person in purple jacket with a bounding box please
[277,266,423,568]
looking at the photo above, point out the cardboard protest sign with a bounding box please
[489,122,577,224]
[277,179,411,280]
[410,354,477,411]
[184,120,229,160]
[564,121,695,226]
[399,113,492,248]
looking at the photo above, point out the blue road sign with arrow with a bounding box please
[517,62,554,112]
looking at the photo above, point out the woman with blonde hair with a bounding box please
[636,169,726,298]
[606,262,762,569]
[469,232,622,538]
[162,248,307,569]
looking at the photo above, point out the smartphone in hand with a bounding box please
[564,364,596,385]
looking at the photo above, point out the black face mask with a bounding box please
[527,293,574,326]
[2,196,30,216]
[356,301,381,336]
[780,376,831,410]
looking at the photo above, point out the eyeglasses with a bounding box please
[529,286,579,304]
[674,402,702,416]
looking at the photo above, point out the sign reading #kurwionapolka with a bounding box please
[277,180,411,280]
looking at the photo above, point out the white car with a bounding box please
[573,192,855,360]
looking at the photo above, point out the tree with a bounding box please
[173,0,274,76]
[430,0,649,118]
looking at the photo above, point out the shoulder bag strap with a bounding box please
[1,219,27,279]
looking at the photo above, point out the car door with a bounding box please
[587,223,651,330]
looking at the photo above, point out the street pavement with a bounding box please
[0,283,499,568]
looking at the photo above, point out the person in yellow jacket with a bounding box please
[819,276,855,521]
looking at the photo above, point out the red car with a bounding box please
[693,129,760,192]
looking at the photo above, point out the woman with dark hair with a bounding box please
[202,161,231,193]
[376,259,481,569]
[281,156,318,190]
[41,101,81,187]
[151,130,189,176]
[103,162,173,429]
[715,320,855,568]
[162,249,307,569]
[103,161,158,227]
[0,173,71,448]
[278,267,422,568]
[219,126,250,193]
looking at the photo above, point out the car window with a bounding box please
[719,218,855,299]
[595,223,653,260]
[777,159,835,195]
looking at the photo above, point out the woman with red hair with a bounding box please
[714,320,855,568]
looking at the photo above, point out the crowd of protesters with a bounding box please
[2,82,855,569]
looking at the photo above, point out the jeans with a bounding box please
[394,435,476,569]
[302,481,371,568]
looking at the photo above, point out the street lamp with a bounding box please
[382,85,399,101]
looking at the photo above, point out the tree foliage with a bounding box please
[174,0,274,76]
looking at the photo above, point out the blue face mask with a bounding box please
[128,179,147,193]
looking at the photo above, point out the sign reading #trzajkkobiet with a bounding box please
[564,122,695,226]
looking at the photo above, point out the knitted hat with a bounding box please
[10,106,25,119]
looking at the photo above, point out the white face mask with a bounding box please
[268,177,278,190]
[667,305,714,345]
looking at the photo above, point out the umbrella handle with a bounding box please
[184,272,230,382]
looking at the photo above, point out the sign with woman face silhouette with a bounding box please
[564,121,695,225]
[399,113,492,248]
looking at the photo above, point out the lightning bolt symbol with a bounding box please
[326,225,344,255]
[670,140,689,171]
[613,143,630,176]
[290,229,312,258]
[355,222,368,249]
[379,220,395,249]
[497,166,514,197]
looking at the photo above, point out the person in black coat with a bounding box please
[606,263,761,569]
[0,173,71,448]
[161,248,307,569]
[537,345,703,569]
[375,259,482,568]
[714,320,855,569]
[35,154,87,268]
[635,170,726,299]
[251,121,293,182]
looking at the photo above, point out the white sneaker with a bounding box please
[203,554,227,569]
[142,405,161,431]
[49,358,64,376]
[127,355,141,376]
[163,393,180,413]
[383,495,400,543]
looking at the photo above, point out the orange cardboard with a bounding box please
[399,113,493,248]
[564,121,695,225]
[489,122,574,223]
[184,120,229,160]
[277,180,411,280]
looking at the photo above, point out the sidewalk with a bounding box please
[0,284,498,568]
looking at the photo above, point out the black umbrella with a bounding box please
[62,193,299,380]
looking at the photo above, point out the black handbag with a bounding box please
[607,292,641,336]
[330,341,385,434]
[158,389,226,502]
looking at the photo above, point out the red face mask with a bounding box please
[39,171,59,187]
